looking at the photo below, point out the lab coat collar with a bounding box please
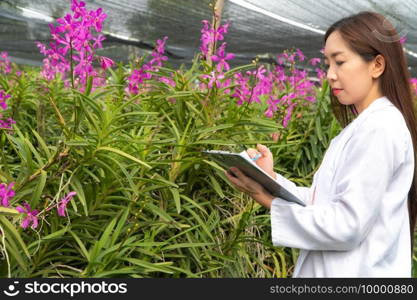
[345,96,393,130]
[356,96,393,118]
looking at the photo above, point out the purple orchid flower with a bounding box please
[199,20,230,57]
[295,48,305,61]
[16,202,39,229]
[92,34,106,49]
[99,56,115,70]
[309,58,321,66]
[57,192,77,217]
[0,90,11,110]
[127,37,170,95]
[0,52,11,74]
[89,8,107,32]
[211,42,235,72]
[37,0,111,91]
[56,14,76,34]
[0,182,15,207]
[71,0,86,19]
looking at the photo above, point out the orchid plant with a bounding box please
[0,0,416,278]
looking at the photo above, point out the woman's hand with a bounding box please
[246,144,276,180]
[224,167,274,209]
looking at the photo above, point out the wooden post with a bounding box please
[207,0,225,66]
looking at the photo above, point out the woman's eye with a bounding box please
[336,61,344,66]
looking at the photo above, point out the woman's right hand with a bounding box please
[246,144,276,180]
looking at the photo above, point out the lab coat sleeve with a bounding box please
[270,119,402,251]
[274,172,312,205]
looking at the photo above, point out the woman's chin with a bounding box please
[336,97,353,106]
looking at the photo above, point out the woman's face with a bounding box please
[324,31,381,112]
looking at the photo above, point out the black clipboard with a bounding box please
[202,150,305,206]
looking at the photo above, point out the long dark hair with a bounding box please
[324,11,417,254]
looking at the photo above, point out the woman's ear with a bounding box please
[371,54,385,79]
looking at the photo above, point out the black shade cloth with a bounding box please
[0,0,416,76]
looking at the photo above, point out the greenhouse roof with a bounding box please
[1,0,416,76]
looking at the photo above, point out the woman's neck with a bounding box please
[354,84,384,114]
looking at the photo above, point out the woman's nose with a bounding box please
[326,66,337,81]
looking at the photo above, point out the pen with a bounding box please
[251,152,262,162]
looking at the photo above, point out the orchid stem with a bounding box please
[69,39,75,89]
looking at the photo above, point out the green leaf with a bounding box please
[100,154,137,196]
[74,91,102,116]
[122,258,174,274]
[169,188,181,214]
[0,216,30,259]
[202,159,224,172]
[304,145,311,161]
[111,208,129,246]
[183,206,214,242]
[209,174,225,198]
[84,75,93,96]
[193,140,236,146]
[163,242,214,251]
[31,129,51,158]
[90,216,118,263]
[70,176,88,216]
[145,202,175,223]
[94,267,139,278]
[96,146,152,169]
[30,170,47,207]
[0,207,19,215]
[28,227,68,249]
[1,232,28,272]
[79,99,100,135]
[315,117,323,142]
[194,123,235,137]
[68,230,90,261]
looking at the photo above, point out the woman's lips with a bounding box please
[333,88,343,95]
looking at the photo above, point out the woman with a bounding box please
[225,11,417,277]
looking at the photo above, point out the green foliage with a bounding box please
[0,61,415,279]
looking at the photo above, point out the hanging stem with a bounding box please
[69,38,75,89]
[235,59,259,123]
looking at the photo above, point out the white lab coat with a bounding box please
[270,96,414,277]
